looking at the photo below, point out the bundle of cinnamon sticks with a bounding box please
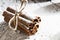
[3,7,41,36]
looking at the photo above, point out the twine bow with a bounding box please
[8,0,28,30]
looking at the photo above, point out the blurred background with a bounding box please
[0,0,60,40]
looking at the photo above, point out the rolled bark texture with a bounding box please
[3,7,41,36]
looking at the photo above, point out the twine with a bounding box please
[8,0,28,30]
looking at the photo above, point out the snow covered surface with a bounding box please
[0,0,60,40]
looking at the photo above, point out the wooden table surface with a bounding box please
[0,22,29,40]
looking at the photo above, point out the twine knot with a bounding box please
[8,0,28,31]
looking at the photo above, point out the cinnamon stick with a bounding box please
[6,7,16,13]
[3,11,35,28]
[3,11,39,33]
[6,7,41,23]
[3,11,32,35]
[3,11,39,35]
